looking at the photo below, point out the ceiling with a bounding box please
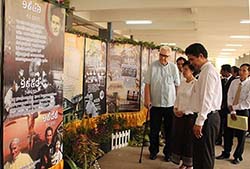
[70,0,250,62]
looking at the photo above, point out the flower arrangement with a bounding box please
[64,115,128,168]
[43,0,70,8]
[88,116,127,153]
[128,123,150,147]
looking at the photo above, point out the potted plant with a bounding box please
[64,125,104,168]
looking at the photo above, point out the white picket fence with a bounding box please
[111,130,130,150]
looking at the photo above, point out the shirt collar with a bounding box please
[157,60,168,67]
[240,78,249,85]
[226,75,232,81]
[13,153,21,162]
[200,61,210,71]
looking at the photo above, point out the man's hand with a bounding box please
[228,105,233,112]
[144,102,152,109]
[231,114,237,121]
[193,124,203,139]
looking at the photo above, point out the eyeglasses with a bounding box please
[160,54,170,58]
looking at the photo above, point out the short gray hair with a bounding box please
[9,138,20,148]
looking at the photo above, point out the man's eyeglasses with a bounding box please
[160,54,170,58]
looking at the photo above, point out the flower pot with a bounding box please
[100,142,111,153]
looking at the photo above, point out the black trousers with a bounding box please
[193,111,220,169]
[217,108,228,143]
[149,106,173,158]
[171,114,195,167]
[223,110,249,158]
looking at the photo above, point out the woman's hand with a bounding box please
[174,108,184,117]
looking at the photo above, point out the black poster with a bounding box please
[84,38,106,117]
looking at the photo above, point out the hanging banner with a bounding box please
[3,1,65,169]
[84,38,106,118]
[141,47,149,108]
[107,43,141,112]
[63,33,84,119]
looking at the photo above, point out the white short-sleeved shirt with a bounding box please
[144,60,180,107]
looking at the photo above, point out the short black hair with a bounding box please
[183,61,195,73]
[45,126,53,137]
[185,43,208,58]
[232,66,239,76]
[176,57,187,63]
[240,63,250,71]
[221,64,231,73]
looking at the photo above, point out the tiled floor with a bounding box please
[99,138,250,169]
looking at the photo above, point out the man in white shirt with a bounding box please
[144,46,180,161]
[226,63,250,164]
[185,43,222,169]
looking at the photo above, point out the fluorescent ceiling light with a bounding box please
[240,19,250,24]
[221,48,236,52]
[125,20,152,24]
[218,55,231,58]
[160,42,176,46]
[220,52,232,55]
[230,35,250,39]
[225,44,242,47]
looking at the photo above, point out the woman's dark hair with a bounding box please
[232,66,240,76]
[176,57,187,63]
[183,61,195,72]
[185,43,208,58]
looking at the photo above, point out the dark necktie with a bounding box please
[224,78,228,85]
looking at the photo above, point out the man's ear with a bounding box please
[198,53,205,59]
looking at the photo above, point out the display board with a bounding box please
[107,43,141,112]
[0,0,3,166]
[149,48,159,63]
[84,38,106,117]
[63,33,84,119]
[140,47,149,108]
[3,1,65,168]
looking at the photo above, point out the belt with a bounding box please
[208,110,218,116]
[211,110,218,113]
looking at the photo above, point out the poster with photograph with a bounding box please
[3,1,65,169]
[141,47,149,108]
[84,38,106,118]
[64,33,84,119]
[0,0,2,146]
[107,43,141,112]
